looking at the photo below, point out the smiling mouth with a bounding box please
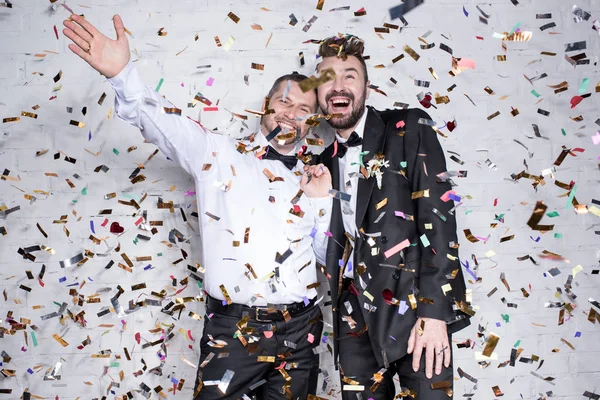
[277,120,296,132]
[329,97,352,112]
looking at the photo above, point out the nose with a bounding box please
[331,75,345,92]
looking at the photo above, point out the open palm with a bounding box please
[63,14,130,79]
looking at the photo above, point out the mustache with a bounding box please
[325,91,355,103]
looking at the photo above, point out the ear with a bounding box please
[365,80,371,100]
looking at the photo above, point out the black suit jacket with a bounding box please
[318,106,472,367]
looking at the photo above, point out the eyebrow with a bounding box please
[344,67,359,74]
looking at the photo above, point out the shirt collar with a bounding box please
[335,107,368,143]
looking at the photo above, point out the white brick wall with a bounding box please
[1,0,599,398]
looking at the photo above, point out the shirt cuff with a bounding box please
[310,195,333,223]
[107,59,145,99]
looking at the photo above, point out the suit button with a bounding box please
[381,236,388,244]
[392,271,400,280]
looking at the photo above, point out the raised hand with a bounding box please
[63,14,130,79]
[300,164,332,198]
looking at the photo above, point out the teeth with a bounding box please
[278,121,295,130]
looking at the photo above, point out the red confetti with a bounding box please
[493,198,498,206]
[570,95,584,109]
[53,25,59,40]
[110,221,124,234]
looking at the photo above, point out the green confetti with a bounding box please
[561,128,566,136]
[509,22,521,35]
[31,331,38,347]
[133,237,139,245]
[566,184,577,209]
[121,193,141,202]
[419,234,430,247]
[155,78,164,92]
[110,361,120,368]
[53,301,62,307]
[81,187,87,196]
[197,280,203,289]
[400,161,407,168]
[554,233,563,239]
[157,252,163,257]
[531,90,540,98]
[465,210,473,215]
[112,148,119,156]
[579,77,590,94]
[514,339,520,348]
[546,211,559,217]
[501,314,510,323]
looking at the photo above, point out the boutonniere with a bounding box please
[366,153,389,189]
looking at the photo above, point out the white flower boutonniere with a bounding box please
[366,154,389,189]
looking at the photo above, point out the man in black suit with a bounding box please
[312,35,473,399]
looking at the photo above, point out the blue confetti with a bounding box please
[463,6,469,17]
[58,277,67,283]
[90,220,95,234]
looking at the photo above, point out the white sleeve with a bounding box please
[107,60,212,178]
[309,196,333,266]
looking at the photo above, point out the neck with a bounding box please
[337,126,356,140]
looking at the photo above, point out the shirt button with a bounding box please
[381,236,388,244]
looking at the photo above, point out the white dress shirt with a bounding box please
[312,111,367,278]
[108,60,332,306]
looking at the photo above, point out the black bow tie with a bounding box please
[263,146,298,170]
[336,131,363,158]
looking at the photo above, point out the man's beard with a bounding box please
[322,91,367,130]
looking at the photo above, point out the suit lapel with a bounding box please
[355,107,387,229]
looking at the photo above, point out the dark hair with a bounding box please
[267,73,318,112]
[318,35,368,83]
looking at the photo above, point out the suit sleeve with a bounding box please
[107,60,214,179]
[404,109,460,322]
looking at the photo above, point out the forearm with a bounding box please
[107,60,210,177]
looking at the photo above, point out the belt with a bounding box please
[206,295,316,322]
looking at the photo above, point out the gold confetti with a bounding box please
[219,284,232,305]
[403,44,420,61]
[157,27,167,36]
[251,62,265,71]
[227,12,240,23]
[482,332,500,357]
[52,333,69,347]
[299,68,336,92]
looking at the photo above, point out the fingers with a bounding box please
[67,43,92,63]
[435,344,443,376]
[412,341,422,372]
[444,340,451,369]
[112,14,126,41]
[63,26,90,53]
[407,327,415,354]
[63,19,93,44]
[70,14,100,38]
[425,343,434,379]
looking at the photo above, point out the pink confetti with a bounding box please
[384,238,411,259]
[592,132,600,145]
[185,189,197,196]
[206,77,215,86]
[394,211,406,219]
[134,216,144,226]
[457,58,476,70]
[307,333,315,343]
[396,120,405,128]
[264,331,274,338]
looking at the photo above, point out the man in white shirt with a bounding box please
[62,14,334,400]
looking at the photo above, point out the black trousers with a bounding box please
[193,301,323,400]
[338,288,454,400]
